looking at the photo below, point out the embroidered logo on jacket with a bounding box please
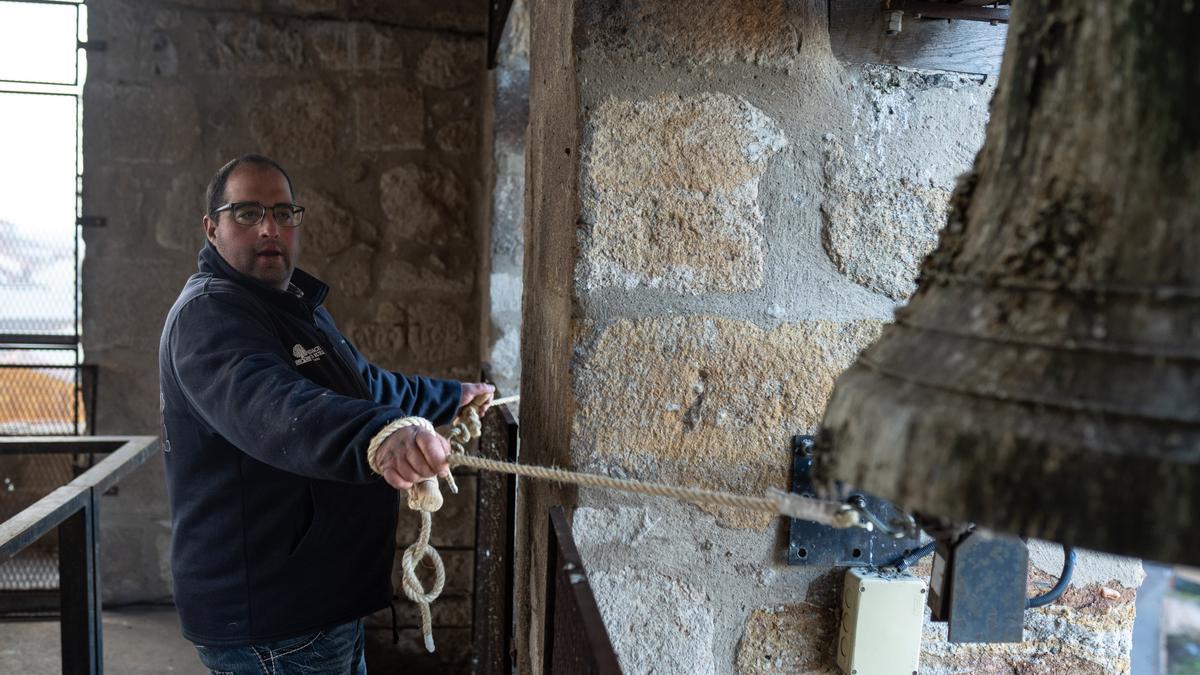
[292,343,326,366]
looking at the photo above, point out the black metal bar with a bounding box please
[0,437,159,558]
[58,492,99,674]
[0,437,128,455]
[0,486,89,560]
[486,0,515,69]
[895,0,1010,23]
[0,0,85,7]
[503,404,518,671]
[0,334,79,346]
[544,507,621,675]
[0,89,78,97]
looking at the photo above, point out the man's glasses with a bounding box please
[212,201,305,228]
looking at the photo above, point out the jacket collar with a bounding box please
[197,241,329,311]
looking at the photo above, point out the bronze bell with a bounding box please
[815,0,1200,565]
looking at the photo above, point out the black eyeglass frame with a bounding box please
[211,201,306,228]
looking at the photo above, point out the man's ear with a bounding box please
[203,215,217,245]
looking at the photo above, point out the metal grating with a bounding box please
[0,452,86,597]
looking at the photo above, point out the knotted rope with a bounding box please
[368,396,863,652]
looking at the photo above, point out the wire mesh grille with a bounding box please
[0,452,84,592]
[0,366,83,436]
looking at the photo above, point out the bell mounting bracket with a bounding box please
[787,435,922,566]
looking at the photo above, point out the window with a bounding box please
[0,0,90,436]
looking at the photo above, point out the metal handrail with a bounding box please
[0,436,161,675]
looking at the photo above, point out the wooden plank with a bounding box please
[830,0,1008,76]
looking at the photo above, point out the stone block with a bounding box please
[355,84,424,151]
[159,173,208,253]
[487,328,520,385]
[204,16,306,74]
[395,475,476,548]
[347,0,485,33]
[589,566,716,675]
[82,257,194,352]
[417,37,483,89]
[86,0,183,81]
[379,164,469,243]
[345,300,474,368]
[428,90,475,120]
[736,604,839,674]
[250,83,338,167]
[376,249,475,295]
[573,316,881,528]
[85,84,200,164]
[488,272,522,316]
[82,165,171,259]
[581,0,798,68]
[580,93,786,294]
[435,120,478,155]
[308,21,406,71]
[324,243,376,299]
[266,0,339,15]
[301,190,356,257]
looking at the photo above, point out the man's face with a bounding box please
[203,164,300,291]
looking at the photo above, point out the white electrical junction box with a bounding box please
[836,567,926,675]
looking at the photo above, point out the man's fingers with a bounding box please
[383,467,412,491]
[414,430,450,474]
[404,445,437,478]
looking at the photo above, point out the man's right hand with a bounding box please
[373,426,452,490]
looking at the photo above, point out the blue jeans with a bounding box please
[194,618,367,675]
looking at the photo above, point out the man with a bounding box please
[158,154,493,674]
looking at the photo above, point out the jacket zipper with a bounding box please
[312,319,372,400]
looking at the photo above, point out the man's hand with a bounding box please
[459,382,496,417]
[374,426,451,490]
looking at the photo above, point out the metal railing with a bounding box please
[0,436,160,674]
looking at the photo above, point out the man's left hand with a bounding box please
[460,382,495,417]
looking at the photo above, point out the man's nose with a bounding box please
[258,212,281,237]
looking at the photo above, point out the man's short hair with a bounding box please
[204,154,295,219]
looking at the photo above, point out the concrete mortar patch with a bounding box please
[820,135,949,300]
[579,93,786,295]
[587,566,717,675]
[572,316,881,529]
[1026,540,1144,589]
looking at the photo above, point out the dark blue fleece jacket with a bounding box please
[158,243,462,646]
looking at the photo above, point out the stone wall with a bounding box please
[484,0,529,398]
[80,0,487,657]
[520,1,1143,673]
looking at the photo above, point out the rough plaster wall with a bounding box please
[81,1,486,642]
[486,0,530,398]
[518,0,1145,673]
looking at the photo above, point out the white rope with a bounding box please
[370,397,864,652]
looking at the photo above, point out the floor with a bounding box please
[0,604,206,674]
